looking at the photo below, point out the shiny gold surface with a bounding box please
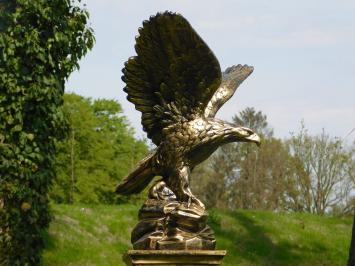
[116,11,260,250]
[132,181,215,250]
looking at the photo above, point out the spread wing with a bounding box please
[122,12,221,145]
[204,64,254,118]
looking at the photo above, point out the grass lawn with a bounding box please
[43,204,352,265]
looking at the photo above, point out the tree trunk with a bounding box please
[348,211,355,266]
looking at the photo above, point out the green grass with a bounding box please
[43,204,352,265]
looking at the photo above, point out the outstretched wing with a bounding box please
[204,64,254,118]
[123,12,221,145]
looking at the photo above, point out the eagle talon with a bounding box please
[185,195,205,210]
[187,197,192,208]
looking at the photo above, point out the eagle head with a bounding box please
[230,126,261,146]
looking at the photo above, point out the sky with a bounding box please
[67,0,355,141]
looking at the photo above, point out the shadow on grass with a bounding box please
[210,211,326,266]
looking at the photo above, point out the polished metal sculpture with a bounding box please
[116,11,260,251]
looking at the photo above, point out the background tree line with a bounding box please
[51,93,148,204]
[190,107,354,216]
[52,99,354,216]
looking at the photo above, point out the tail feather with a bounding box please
[116,152,155,195]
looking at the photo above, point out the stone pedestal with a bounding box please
[131,183,216,251]
[123,182,226,265]
[124,250,227,266]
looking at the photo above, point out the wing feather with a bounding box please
[204,64,254,118]
[122,12,222,145]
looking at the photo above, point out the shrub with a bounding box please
[0,1,94,264]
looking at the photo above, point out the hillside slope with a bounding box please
[43,204,352,265]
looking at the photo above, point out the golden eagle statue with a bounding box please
[116,12,260,250]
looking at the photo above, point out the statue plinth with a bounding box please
[131,183,215,250]
[125,250,227,266]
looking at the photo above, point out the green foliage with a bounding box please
[51,93,148,204]
[0,1,94,264]
[42,204,352,266]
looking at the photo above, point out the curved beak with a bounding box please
[245,132,261,147]
[232,126,261,147]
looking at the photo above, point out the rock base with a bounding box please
[125,250,227,266]
[131,181,216,251]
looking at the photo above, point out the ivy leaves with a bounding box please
[0,0,94,264]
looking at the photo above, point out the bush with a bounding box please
[0,1,94,264]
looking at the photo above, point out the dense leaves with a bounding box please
[0,1,94,264]
[51,93,148,204]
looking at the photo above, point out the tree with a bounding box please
[0,1,94,264]
[348,212,355,266]
[233,107,273,138]
[286,123,354,215]
[51,93,148,204]
[191,107,292,210]
[348,142,355,265]
[192,109,354,215]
